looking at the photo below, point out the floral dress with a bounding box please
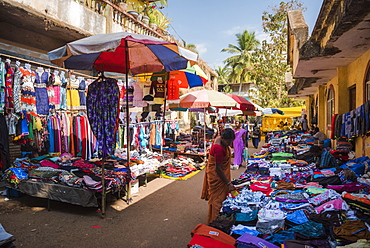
[86,78,120,158]
[20,67,36,114]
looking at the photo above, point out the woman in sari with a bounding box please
[201,128,236,224]
[233,121,247,168]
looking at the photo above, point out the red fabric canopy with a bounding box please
[225,94,256,111]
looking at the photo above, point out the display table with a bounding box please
[7,180,98,208]
[152,147,207,162]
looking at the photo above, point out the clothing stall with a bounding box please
[0,53,133,210]
[1,52,203,213]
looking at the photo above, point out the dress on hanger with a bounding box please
[67,75,80,111]
[87,77,120,158]
[150,79,165,105]
[12,63,22,113]
[0,61,5,113]
[60,72,67,110]
[53,71,61,109]
[46,69,55,110]
[4,62,14,109]
[132,80,147,107]
[20,65,36,113]
[34,69,50,115]
[166,78,180,100]
[77,77,86,110]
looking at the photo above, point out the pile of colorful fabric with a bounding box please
[188,133,370,247]
[161,155,204,180]
[3,153,130,193]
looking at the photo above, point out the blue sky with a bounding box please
[164,0,323,69]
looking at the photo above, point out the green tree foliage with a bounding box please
[221,31,260,94]
[251,0,305,108]
[181,39,198,54]
[215,66,233,93]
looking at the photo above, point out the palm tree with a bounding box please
[215,66,232,93]
[181,39,198,54]
[221,30,259,95]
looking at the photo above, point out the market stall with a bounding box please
[188,130,370,247]
[262,106,304,132]
[0,31,201,217]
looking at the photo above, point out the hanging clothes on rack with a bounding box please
[20,64,37,114]
[87,77,120,158]
[150,77,165,105]
[46,68,55,111]
[60,71,67,110]
[77,77,86,110]
[132,80,147,107]
[13,62,22,113]
[34,67,50,115]
[53,70,61,110]
[155,122,162,146]
[4,60,14,110]
[0,113,10,170]
[123,81,134,108]
[166,77,180,101]
[61,112,70,153]
[0,61,5,114]
[140,78,152,101]
[67,74,80,111]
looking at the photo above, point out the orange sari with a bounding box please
[201,138,231,224]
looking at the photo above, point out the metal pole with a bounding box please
[125,40,131,202]
[161,73,168,156]
[203,108,207,160]
[101,157,106,218]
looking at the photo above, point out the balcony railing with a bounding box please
[73,0,168,40]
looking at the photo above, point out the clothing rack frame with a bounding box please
[0,53,97,79]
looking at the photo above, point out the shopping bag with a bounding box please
[243,147,249,162]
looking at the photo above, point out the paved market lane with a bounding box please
[0,142,259,248]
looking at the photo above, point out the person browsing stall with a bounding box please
[313,127,326,141]
[251,123,261,149]
[310,145,338,169]
[300,114,309,132]
[213,119,225,138]
[201,128,236,224]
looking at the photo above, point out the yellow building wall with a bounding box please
[325,49,370,157]
[345,49,370,157]
[308,49,370,157]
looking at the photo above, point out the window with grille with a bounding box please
[327,86,334,128]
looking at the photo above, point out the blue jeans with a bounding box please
[252,138,260,148]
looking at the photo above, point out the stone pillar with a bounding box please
[318,85,326,132]
[105,4,114,34]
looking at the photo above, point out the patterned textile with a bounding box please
[87,78,119,158]
[308,189,341,206]
[13,65,22,113]
[4,62,14,109]
[0,62,5,113]
[320,149,338,168]
[20,67,36,113]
